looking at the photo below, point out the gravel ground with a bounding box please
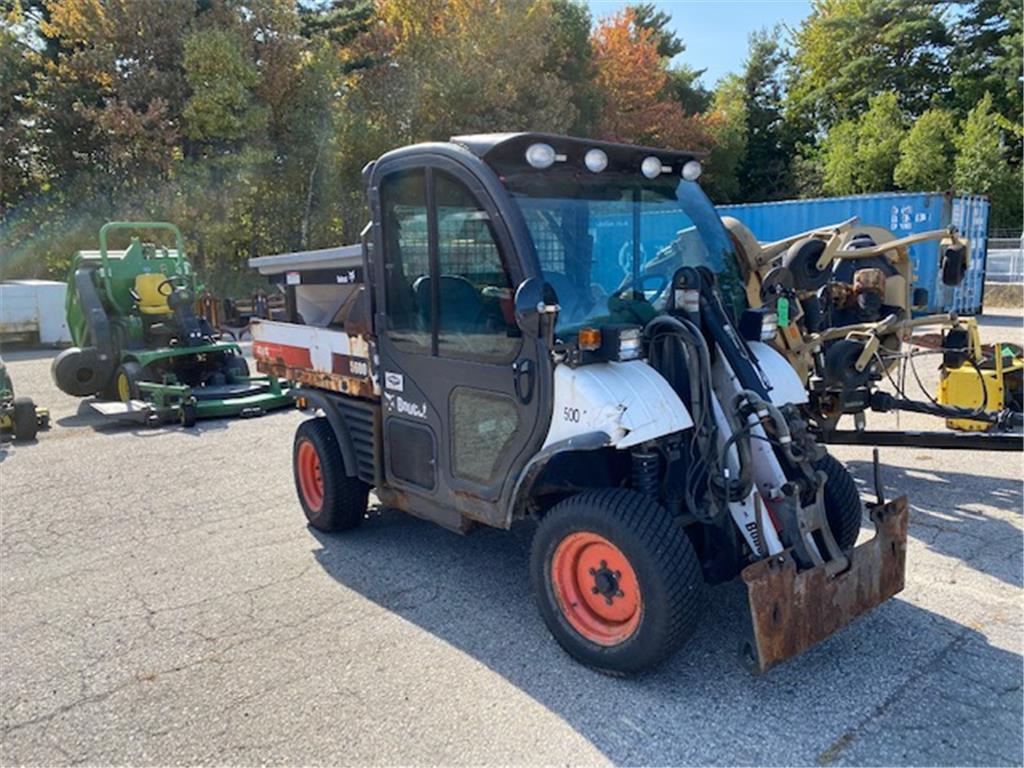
[1,311,1021,766]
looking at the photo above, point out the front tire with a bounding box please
[12,397,38,441]
[293,417,368,532]
[816,452,862,552]
[114,362,146,402]
[530,489,703,675]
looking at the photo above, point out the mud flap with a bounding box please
[740,495,908,673]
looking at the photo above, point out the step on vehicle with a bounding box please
[0,356,49,442]
[251,134,908,674]
[52,222,290,426]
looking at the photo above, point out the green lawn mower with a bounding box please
[0,357,49,442]
[51,221,290,426]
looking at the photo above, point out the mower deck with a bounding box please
[90,375,292,426]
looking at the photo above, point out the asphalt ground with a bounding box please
[1,311,1022,766]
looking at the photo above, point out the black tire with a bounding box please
[224,355,250,380]
[783,237,831,292]
[113,361,145,402]
[52,346,104,397]
[815,452,862,552]
[293,417,368,532]
[179,402,198,428]
[530,489,703,675]
[12,397,37,442]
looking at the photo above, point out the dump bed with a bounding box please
[248,244,378,400]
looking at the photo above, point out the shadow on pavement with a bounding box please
[308,510,1023,765]
[977,313,1024,330]
[846,460,1023,588]
[55,399,232,437]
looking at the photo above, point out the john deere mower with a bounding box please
[52,221,290,426]
[0,356,49,442]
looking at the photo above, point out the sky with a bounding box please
[587,0,813,88]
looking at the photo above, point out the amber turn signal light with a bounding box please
[578,327,602,351]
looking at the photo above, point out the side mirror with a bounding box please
[941,240,969,286]
[514,277,543,338]
[514,277,558,338]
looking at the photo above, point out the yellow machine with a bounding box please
[938,322,1024,431]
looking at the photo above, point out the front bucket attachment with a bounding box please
[740,496,908,673]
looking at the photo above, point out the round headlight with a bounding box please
[584,148,608,173]
[682,159,703,181]
[641,155,663,179]
[525,143,557,169]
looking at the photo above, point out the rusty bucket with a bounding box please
[740,496,909,673]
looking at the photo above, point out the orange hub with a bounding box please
[551,532,642,646]
[296,440,324,512]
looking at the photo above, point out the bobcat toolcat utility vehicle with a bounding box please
[251,134,907,674]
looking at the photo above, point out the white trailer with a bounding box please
[0,280,71,345]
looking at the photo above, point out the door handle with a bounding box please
[513,359,534,404]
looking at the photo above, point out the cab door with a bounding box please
[370,156,547,528]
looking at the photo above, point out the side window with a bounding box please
[381,170,431,353]
[434,171,520,362]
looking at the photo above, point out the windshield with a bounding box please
[505,175,746,333]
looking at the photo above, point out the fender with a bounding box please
[543,360,694,449]
[292,387,360,479]
[506,431,612,523]
[747,341,809,406]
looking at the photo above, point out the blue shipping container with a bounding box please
[716,192,990,315]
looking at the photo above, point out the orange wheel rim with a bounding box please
[296,440,324,512]
[551,531,642,646]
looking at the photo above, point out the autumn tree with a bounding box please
[590,9,710,150]
[629,2,710,114]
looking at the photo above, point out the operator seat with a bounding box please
[134,273,172,316]
[413,275,487,332]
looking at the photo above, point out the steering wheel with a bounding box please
[610,273,668,303]
[157,274,191,297]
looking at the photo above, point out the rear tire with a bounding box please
[293,417,368,532]
[816,452,862,552]
[12,397,37,441]
[530,489,703,675]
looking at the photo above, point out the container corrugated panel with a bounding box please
[717,192,990,315]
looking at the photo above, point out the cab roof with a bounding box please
[450,132,706,163]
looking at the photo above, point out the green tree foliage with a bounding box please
[820,120,860,195]
[182,27,266,143]
[855,92,905,190]
[546,0,602,134]
[737,28,795,200]
[950,0,1022,131]
[954,93,1022,230]
[704,75,748,202]
[788,0,949,131]
[893,108,956,191]
[3,0,1021,287]
[821,92,905,194]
